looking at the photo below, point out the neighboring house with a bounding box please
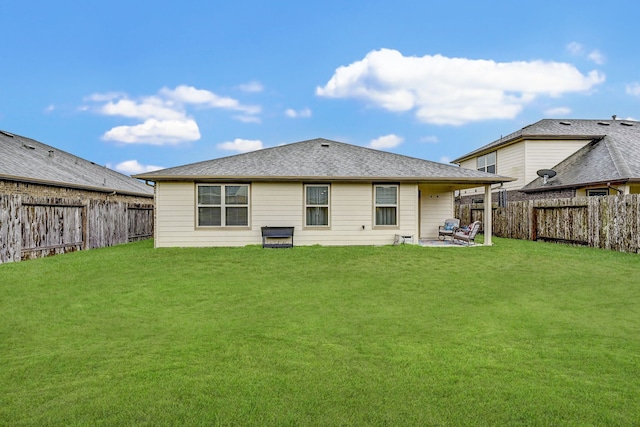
[452,119,640,202]
[0,130,154,263]
[134,138,512,247]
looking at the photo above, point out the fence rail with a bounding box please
[1,194,153,264]
[458,194,640,254]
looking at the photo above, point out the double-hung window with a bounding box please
[477,152,496,174]
[197,184,249,227]
[305,184,329,227]
[374,185,398,226]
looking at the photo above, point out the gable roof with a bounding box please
[451,119,640,164]
[522,130,640,192]
[134,138,513,185]
[0,130,154,197]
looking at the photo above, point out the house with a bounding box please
[0,130,154,263]
[134,138,513,247]
[451,119,640,203]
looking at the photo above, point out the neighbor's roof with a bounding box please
[0,130,154,197]
[134,138,514,185]
[451,118,640,163]
[522,129,640,192]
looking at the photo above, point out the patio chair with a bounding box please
[438,218,460,240]
[452,220,482,245]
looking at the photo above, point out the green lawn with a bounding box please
[1,238,639,426]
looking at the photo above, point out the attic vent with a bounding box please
[320,142,330,147]
[559,121,571,125]
[597,122,610,126]
[22,143,35,150]
[620,122,634,126]
[0,130,14,137]
[48,150,54,157]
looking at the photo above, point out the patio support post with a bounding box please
[484,184,493,246]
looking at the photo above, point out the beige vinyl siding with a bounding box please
[524,139,589,186]
[419,185,455,238]
[155,181,419,247]
[497,143,526,191]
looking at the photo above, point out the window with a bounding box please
[587,188,609,197]
[305,185,329,226]
[477,152,496,174]
[197,184,249,227]
[374,185,398,226]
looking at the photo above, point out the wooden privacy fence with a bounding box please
[458,195,640,254]
[1,195,153,264]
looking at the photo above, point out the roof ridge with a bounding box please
[602,136,632,179]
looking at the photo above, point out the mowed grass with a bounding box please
[1,238,639,426]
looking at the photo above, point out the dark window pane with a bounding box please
[306,186,329,205]
[225,185,248,205]
[225,207,248,226]
[486,164,496,174]
[199,207,221,226]
[376,207,397,225]
[306,207,328,226]
[376,186,397,205]
[198,186,221,205]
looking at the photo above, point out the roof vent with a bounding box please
[48,150,54,157]
[320,142,330,147]
[559,121,571,125]
[22,143,35,150]
[597,122,610,126]
[0,130,15,137]
[620,122,634,126]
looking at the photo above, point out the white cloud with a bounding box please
[369,134,404,149]
[626,83,640,96]
[234,115,262,124]
[285,107,312,118]
[108,160,163,175]
[588,50,605,65]
[44,104,55,113]
[544,106,572,116]
[103,119,201,145]
[440,156,451,164]
[217,138,263,153]
[238,81,264,93]
[317,48,605,125]
[87,85,261,145]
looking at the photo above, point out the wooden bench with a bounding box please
[261,226,294,248]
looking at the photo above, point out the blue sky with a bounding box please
[2,0,640,175]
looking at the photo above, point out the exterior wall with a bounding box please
[523,139,588,186]
[419,185,455,238]
[154,181,420,247]
[459,138,589,200]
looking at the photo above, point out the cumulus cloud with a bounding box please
[217,138,263,153]
[108,160,163,175]
[87,85,261,145]
[285,107,312,118]
[316,48,605,125]
[103,119,201,145]
[369,134,404,149]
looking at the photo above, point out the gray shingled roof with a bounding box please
[0,130,154,197]
[134,138,513,184]
[451,119,640,163]
[522,128,640,192]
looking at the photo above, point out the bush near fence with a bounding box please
[1,194,153,264]
[458,194,640,254]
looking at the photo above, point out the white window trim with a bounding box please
[373,184,399,228]
[196,183,250,228]
[477,152,496,174]
[304,184,330,228]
